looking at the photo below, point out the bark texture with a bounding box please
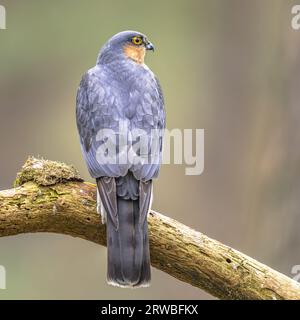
[0,157,300,299]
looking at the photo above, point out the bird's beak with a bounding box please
[145,41,155,51]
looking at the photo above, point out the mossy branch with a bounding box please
[1,157,300,299]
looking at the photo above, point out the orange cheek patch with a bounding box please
[123,44,146,64]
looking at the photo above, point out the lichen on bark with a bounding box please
[1,156,300,300]
[14,156,83,187]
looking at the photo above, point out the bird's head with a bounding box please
[97,30,155,65]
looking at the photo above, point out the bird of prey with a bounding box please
[76,31,165,287]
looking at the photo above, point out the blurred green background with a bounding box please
[1,0,300,299]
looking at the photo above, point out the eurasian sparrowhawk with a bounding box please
[76,31,165,287]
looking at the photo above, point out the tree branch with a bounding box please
[1,157,300,299]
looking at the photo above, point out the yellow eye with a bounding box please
[132,36,143,45]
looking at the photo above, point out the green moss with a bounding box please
[14,156,83,187]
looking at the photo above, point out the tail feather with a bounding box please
[97,174,152,288]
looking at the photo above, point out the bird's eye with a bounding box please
[132,36,143,46]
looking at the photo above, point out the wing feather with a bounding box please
[76,68,129,178]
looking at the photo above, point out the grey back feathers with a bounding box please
[76,31,165,287]
[76,38,165,181]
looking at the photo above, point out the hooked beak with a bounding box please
[145,41,155,51]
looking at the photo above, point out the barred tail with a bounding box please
[97,174,152,288]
